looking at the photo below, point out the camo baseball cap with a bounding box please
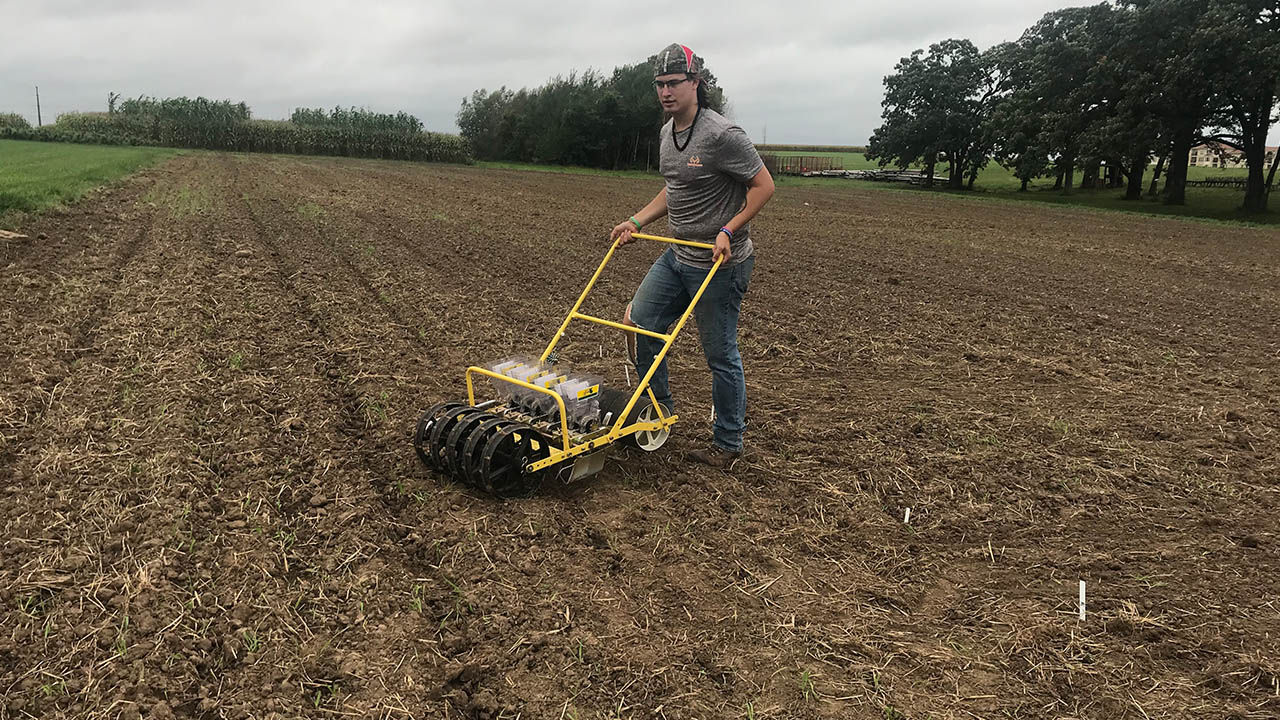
[654,43,702,77]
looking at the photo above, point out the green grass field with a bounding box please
[768,150,1274,225]
[777,177,1270,225]
[768,149,1251,184]
[475,160,660,180]
[0,139,177,222]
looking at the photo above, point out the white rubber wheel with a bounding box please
[631,402,670,451]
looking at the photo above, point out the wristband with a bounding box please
[629,216,642,230]
[719,226,734,239]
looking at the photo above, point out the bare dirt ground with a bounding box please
[1,153,1277,720]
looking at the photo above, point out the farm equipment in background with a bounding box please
[413,233,723,496]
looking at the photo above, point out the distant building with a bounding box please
[1188,142,1278,168]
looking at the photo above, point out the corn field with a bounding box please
[0,96,471,164]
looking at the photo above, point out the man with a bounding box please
[609,43,775,469]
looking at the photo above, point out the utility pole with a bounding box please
[763,124,767,145]
[35,86,42,126]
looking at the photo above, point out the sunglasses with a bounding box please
[653,77,693,90]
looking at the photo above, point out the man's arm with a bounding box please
[610,187,669,244]
[714,166,775,262]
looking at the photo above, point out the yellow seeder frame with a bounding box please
[463,233,723,474]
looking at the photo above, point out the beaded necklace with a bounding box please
[671,107,702,153]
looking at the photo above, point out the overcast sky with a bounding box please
[3,0,1278,146]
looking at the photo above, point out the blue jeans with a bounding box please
[630,249,754,452]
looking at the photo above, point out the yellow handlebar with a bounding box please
[627,232,716,251]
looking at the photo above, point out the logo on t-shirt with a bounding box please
[687,155,702,168]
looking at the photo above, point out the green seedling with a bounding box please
[40,680,66,697]
[296,202,325,221]
[799,669,816,701]
[114,615,130,658]
[17,594,47,617]
[360,391,389,425]
[310,683,338,708]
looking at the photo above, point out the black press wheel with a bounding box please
[461,417,514,488]
[479,423,550,496]
[443,411,497,479]
[414,401,461,469]
[428,406,483,473]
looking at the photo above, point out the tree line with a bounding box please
[457,56,727,170]
[1,96,471,164]
[866,0,1280,212]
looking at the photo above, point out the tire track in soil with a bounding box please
[236,165,406,489]
[0,155,295,718]
[236,159,491,490]
[7,154,433,718]
[163,156,388,717]
[0,176,164,483]
[253,161,442,357]
[0,158,217,482]
[232,161,480,601]
[242,162,485,491]
[300,160,617,297]
[0,160,200,339]
[255,159,546,354]
[231,173,434,497]
[4,155,426,719]
[231,159,500,715]
[223,156,400,505]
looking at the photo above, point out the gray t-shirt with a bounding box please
[660,109,764,268]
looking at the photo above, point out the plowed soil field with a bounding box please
[2,153,1277,720]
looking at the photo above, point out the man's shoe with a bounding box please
[686,445,743,470]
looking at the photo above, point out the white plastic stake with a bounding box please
[903,507,911,524]
[1079,580,1086,621]
[624,363,631,387]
